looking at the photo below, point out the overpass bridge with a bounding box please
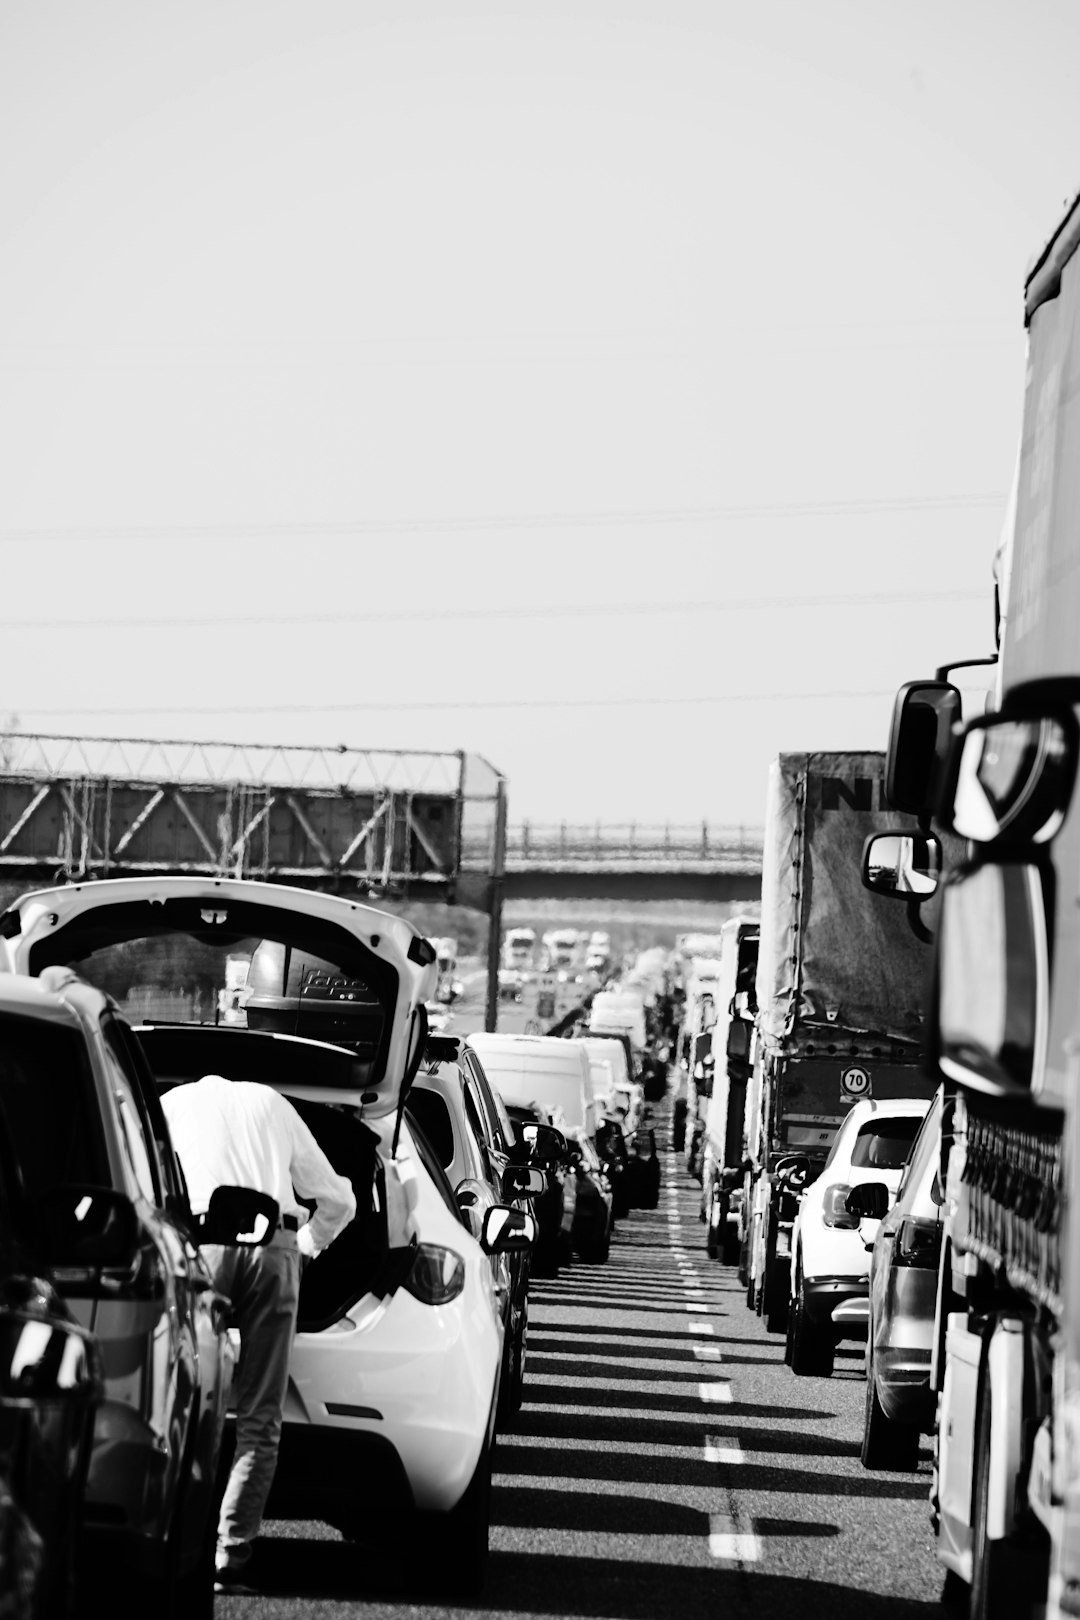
[492,822,763,902]
[0,733,763,1017]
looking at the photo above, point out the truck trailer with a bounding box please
[878,189,1080,1620]
[743,751,937,1335]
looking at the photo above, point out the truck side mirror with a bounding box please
[726,1020,750,1061]
[861,832,942,900]
[935,706,1079,848]
[886,681,962,815]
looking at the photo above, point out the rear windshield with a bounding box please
[31,897,396,1074]
[0,1013,109,1196]
[850,1116,923,1171]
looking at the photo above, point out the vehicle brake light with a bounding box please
[897,1216,941,1265]
[821,1184,860,1229]
[402,1244,466,1306]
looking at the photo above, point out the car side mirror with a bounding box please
[480,1205,537,1255]
[521,1123,566,1163]
[726,1019,751,1061]
[197,1186,279,1247]
[845,1181,891,1220]
[32,1186,140,1270]
[774,1154,810,1190]
[503,1165,547,1198]
[861,832,942,901]
[0,1314,100,1403]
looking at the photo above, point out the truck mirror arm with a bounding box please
[905,895,933,945]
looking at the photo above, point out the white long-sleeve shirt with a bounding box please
[162,1074,356,1256]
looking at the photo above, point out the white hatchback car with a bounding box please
[0,876,532,1595]
[786,1096,931,1379]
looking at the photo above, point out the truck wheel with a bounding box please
[721,1227,740,1266]
[861,1345,919,1471]
[786,1264,834,1377]
[745,1273,756,1312]
[969,1375,1049,1620]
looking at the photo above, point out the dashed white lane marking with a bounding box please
[704,1436,743,1464]
[692,1344,723,1361]
[708,1514,760,1563]
[685,1321,714,1333]
[698,1380,733,1404]
[686,1302,709,1313]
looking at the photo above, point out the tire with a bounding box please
[764,1258,790,1335]
[861,1344,920,1471]
[721,1227,740,1267]
[745,1272,756,1312]
[969,1371,1049,1620]
[705,1187,721,1259]
[426,1446,491,1598]
[497,1295,528,1422]
[786,1265,835,1377]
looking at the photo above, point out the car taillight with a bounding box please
[402,1244,466,1306]
[821,1184,860,1229]
[897,1216,941,1266]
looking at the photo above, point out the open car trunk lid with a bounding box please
[0,876,437,1119]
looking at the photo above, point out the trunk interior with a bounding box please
[134,1025,389,1332]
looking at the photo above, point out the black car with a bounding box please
[0,1224,102,1620]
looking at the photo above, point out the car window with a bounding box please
[896,1094,943,1212]
[849,1115,923,1171]
[106,1052,161,1203]
[463,1054,512,1153]
[406,1088,455,1169]
[103,1017,185,1204]
[460,1083,493,1177]
[402,1118,464,1223]
[0,1013,110,1195]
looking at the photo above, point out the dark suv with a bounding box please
[0,970,269,1619]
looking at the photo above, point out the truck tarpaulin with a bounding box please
[756,752,929,1053]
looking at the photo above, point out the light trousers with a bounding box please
[203,1234,300,1566]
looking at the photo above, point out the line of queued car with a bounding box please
[0,875,668,1616]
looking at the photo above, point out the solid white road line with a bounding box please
[708,1514,760,1563]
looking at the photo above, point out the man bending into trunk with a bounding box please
[163,1073,356,1594]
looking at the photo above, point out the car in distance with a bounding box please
[851,1090,944,1471]
[785,1096,931,1378]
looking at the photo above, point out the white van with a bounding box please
[589,989,646,1052]
[467,1033,596,1139]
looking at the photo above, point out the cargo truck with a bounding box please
[743,751,937,1335]
[871,190,1080,1620]
[700,916,759,1264]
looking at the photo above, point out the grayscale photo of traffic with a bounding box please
[0,6,1077,1619]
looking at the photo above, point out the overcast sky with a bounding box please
[2,1,1078,828]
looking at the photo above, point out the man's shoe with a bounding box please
[214,1572,258,1596]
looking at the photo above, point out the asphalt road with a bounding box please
[216,1108,947,1620]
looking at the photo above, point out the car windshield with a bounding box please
[0,1013,110,1196]
[850,1116,923,1171]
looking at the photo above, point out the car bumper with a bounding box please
[803,1275,869,1328]
[874,1347,934,1428]
[281,1276,501,1516]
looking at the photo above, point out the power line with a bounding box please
[8,689,918,718]
[0,586,985,634]
[0,492,1006,546]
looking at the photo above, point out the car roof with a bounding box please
[0,967,105,1029]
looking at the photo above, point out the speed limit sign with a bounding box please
[841,1065,871,1100]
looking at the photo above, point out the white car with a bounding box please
[0,876,532,1595]
[786,1096,931,1378]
